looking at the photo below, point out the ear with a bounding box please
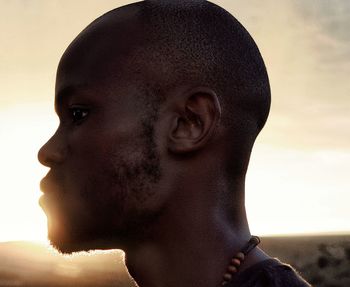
[168,87,221,154]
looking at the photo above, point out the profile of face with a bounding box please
[38,1,270,255]
[38,12,165,253]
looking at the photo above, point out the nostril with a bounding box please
[37,132,66,167]
[38,145,66,167]
[38,143,51,167]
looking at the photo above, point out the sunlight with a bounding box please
[1,0,349,243]
[0,102,57,242]
[0,102,349,242]
[246,145,350,236]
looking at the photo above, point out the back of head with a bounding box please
[85,0,271,178]
[145,0,269,174]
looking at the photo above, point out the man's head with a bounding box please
[38,0,270,254]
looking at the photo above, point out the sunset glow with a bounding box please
[0,103,57,242]
[0,0,349,242]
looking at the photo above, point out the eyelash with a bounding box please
[68,107,89,124]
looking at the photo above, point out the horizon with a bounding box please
[0,231,350,245]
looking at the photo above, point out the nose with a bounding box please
[38,130,67,167]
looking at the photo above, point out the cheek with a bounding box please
[62,118,162,227]
[80,167,128,218]
[59,135,129,230]
[47,175,127,240]
[66,123,134,179]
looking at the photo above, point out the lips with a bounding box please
[39,174,66,210]
[40,176,53,194]
[39,174,63,210]
[38,194,47,208]
[40,173,61,194]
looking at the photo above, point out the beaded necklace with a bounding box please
[221,235,261,285]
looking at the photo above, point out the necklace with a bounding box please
[221,235,261,286]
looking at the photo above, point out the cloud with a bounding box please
[219,0,350,150]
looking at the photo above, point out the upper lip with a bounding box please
[40,176,51,194]
[40,172,61,194]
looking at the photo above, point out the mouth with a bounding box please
[38,194,47,208]
[40,173,61,194]
[40,176,50,194]
[39,173,63,209]
[38,183,62,211]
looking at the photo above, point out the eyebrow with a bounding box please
[54,86,78,114]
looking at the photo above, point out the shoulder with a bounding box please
[262,259,311,287]
[228,258,312,287]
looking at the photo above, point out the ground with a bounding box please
[0,235,349,287]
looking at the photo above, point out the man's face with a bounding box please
[38,43,163,253]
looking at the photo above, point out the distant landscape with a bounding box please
[0,235,349,287]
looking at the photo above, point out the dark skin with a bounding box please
[38,4,270,287]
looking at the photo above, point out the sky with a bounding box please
[0,0,349,242]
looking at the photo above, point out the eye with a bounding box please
[69,107,89,123]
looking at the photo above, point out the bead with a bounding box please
[227,265,238,273]
[235,252,245,261]
[231,258,241,267]
[250,236,261,245]
[221,236,261,286]
[223,273,232,281]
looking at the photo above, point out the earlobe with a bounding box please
[168,87,221,154]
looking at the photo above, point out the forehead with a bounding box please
[55,5,147,101]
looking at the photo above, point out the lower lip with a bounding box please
[39,194,52,209]
[39,195,46,207]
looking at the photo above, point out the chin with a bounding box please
[49,239,80,254]
[48,230,101,254]
[45,216,87,254]
[43,205,113,253]
[49,238,98,254]
[47,225,80,254]
[49,235,125,254]
[47,220,125,254]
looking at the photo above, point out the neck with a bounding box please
[125,214,251,287]
[122,171,269,287]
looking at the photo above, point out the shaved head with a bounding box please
[61,0,270,178]
[40,0,270,253]
[37,3,312,287]
[60,0,270,142]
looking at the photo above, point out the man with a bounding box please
[38,1,311,286]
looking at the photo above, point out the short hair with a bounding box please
[138,1,270,128]
[91,0,271,176]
